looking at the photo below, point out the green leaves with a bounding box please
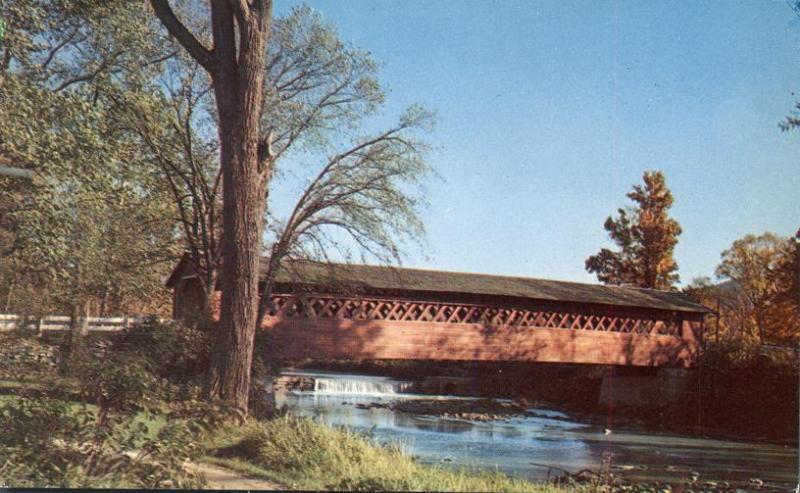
[0,0,183,315]
[0,72,180,314]
[264,6,388,158]
[256,8,435,294]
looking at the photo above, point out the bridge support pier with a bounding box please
[598,366,692,409]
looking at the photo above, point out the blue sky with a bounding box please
[274,0,800,285]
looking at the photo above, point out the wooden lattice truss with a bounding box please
[264,294,683,336]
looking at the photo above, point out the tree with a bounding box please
[256,106,432,327]
[2,1,433,411]
[126,7,432,324]
[0,1,179,320]
[143,4,432,412]
[149,0,276,409]
[684,277,760,344]
[775,229,800,311]
[0,78,179,319]
[250,7,433,327]
[716,233,799,345]
[585,171,682,290]
[121,59,223,318]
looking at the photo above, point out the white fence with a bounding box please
[0,314,145,333]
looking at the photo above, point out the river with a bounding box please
[275,370,799,489]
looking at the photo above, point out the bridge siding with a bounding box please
[261,317,702,368]
[173,276,705,367]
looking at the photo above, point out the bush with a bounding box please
[0,334,60,381]
[110,317,212,386]
[696,341,799,440]
[0,395,205,488]
[80,352,165,417]
[0,396,89,487]
[0,318,227,488]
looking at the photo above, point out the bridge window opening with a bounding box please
[262,294,684,337]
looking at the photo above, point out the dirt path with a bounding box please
[186,461,286,490]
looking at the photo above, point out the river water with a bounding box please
[275,370,799,488]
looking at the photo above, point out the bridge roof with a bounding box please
[270,261,710,314]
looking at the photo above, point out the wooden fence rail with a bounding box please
[0,314,145,333]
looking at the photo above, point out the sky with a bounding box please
[273,0,800,286]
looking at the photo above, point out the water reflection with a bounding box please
[276,370,798,486]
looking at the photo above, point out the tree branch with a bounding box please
[150,0,218,74]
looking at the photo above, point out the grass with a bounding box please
[0,379,46,390]
[206,415,570,492]
[2,378,570,491]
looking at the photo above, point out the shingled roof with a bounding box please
[167,255,708,313]
[267,260,709,314]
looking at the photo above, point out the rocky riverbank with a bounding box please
[392,397,529,421]
[552,468,782,493]
[347,397,533,421]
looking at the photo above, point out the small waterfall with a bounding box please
[313,375,414,396]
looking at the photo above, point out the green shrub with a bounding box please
[80,352,165,416]
[0,320,227,489]
[111,317,211,386]
[0,394,206,489]
[0,396,91,487]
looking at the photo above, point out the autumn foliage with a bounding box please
[688,232,799,345]
[586,171,682,290]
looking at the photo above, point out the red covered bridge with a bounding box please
[168,259,708,368]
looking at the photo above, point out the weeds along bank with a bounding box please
[206,416,561,492]
[0,321,566,491]
[0,319,226,488]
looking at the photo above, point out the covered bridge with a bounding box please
[168,258,709,368]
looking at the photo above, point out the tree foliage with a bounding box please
[1,0,434,411]
[780,100,800,132]
[714,232,799,344]
[685,231,799,345]
[142,3,432,409]
[129,6,433,319]
[0,84,179,316]
[0,1,180,317]
[585,171,682,290]
[120,58,223,314]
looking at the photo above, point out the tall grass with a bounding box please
[208,415,568,492]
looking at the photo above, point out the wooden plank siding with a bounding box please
[171,259,708,368]
[260,316,702,368]
[251,292,704,368]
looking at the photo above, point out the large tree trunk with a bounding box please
[150,0,273,411]
[204,2,272,411]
